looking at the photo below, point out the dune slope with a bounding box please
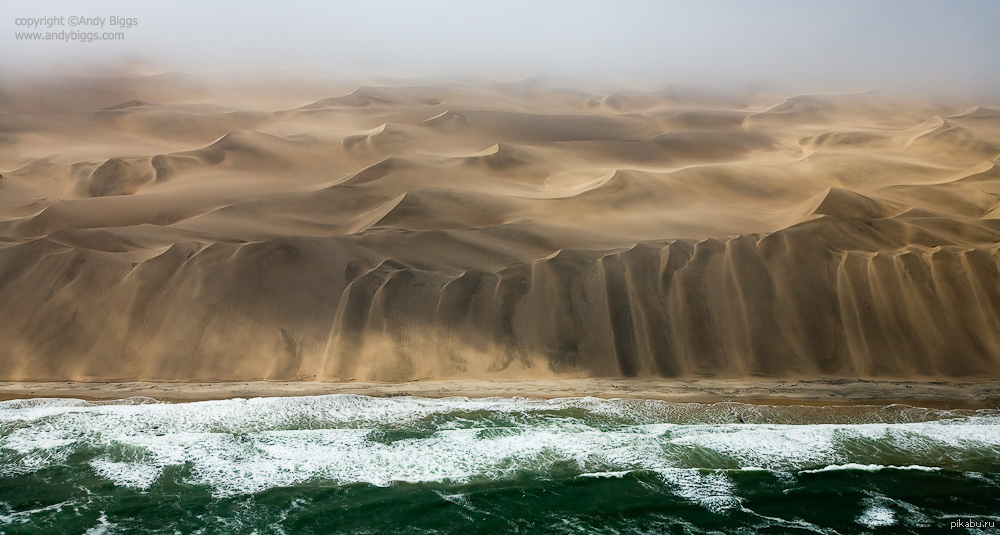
[1,77,998,381]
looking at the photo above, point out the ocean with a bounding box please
[1,395,998,534]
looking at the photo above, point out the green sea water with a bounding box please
[1,395,998,534]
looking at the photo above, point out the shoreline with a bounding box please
[1,379,998,409]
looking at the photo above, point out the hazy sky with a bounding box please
[4,0,1000,91]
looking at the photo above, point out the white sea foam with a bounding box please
[579,470,631,478]
[1,396,997,499]
[738,505,840,535]
[857,497,896,528]
[668,424,837,469]
[801,463,941,474]
[657,469,741,513]
[0,500,73,525]
[84,512,116,535]
[90,459,164,490]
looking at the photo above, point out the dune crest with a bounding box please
[1,77,999,381]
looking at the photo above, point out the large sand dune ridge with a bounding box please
[1,76,998,381]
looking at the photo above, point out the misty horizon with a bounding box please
[3,0,1000,94]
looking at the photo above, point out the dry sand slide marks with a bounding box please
[0,78,999,381]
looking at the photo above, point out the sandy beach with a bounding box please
[1,74,999,386]
[1,379,998,409]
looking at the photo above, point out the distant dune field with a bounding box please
[1,76,998,382]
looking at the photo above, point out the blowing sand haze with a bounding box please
[0,76,998,382]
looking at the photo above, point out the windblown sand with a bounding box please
[1,75,998,383]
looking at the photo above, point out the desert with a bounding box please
[0,75,998,392]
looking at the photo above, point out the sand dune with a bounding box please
[0,76,998,381]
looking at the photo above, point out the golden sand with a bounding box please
[1,75,998,383]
